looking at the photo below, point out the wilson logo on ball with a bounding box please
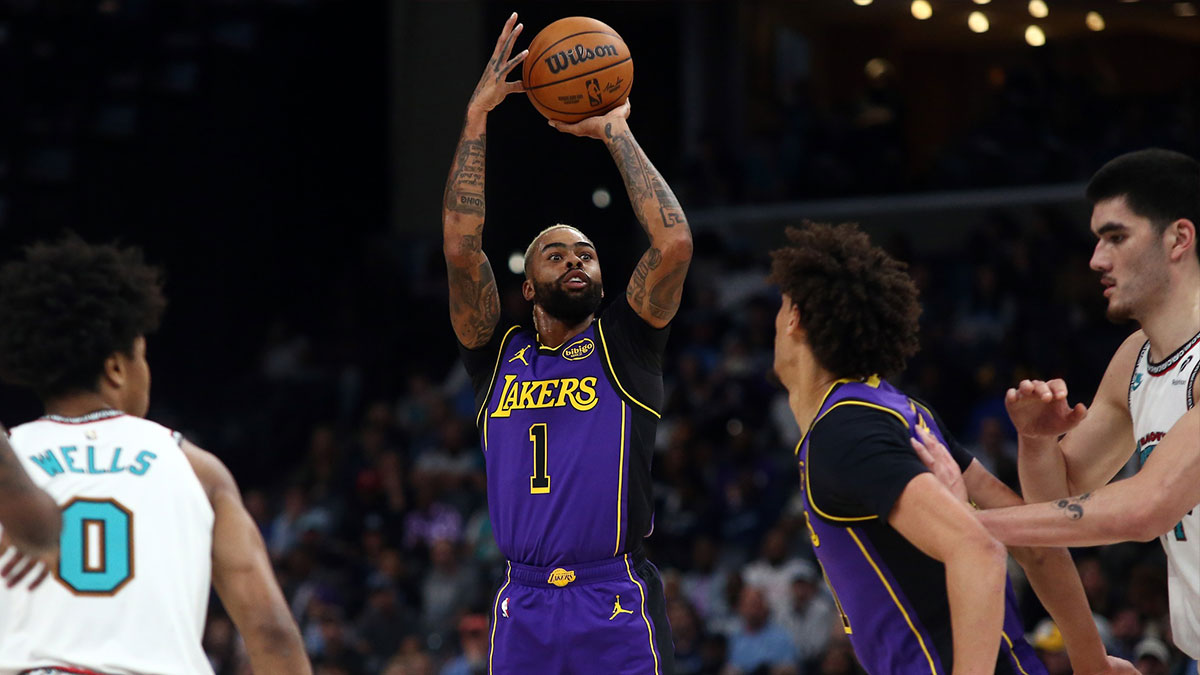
[544,43,621,74]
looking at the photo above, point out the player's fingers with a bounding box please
[5,557,37,588]
[504,79,525,96]
[27,562,51,591]
[1,549,24,578]
[493,13,518,56]
[502,49,529,77]
[1005,388,1019,405]
[1031,380,1052,401]
[1047,378,1069,399]
[911,438,935,467]
[1068,402,1088,422]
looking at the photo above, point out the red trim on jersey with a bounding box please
[19,662,112,667]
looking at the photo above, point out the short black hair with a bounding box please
[769,222,921,379]
[1087,148,1200,261]
[0,236,166,399]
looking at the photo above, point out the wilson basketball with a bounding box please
[522,17,634,123]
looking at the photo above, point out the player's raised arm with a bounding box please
[442,13,527,348]
[0,422,61,579]
[981,403,1200,548]
[1010,335,1141,503]
[550,101,693,328]
[183,441,311,674]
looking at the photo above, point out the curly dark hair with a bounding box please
[0,236,167,399]
[769,222,921,380]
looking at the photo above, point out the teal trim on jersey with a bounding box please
[59,499,134,595]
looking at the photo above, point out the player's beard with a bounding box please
[533,275,603,324]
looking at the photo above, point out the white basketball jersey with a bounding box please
[0,411,215,675]
[1129,331,1200,659]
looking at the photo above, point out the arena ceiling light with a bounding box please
[1025,24,1046,46]
[911,0,933,20]
[852,0,874,6]
[1086,11,1106,30]
[968,11,989,32]
[1028,0,1049,18]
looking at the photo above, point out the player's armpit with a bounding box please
[182,441,312,674]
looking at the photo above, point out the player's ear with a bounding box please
[102,351,127,389]
[1165,218,1196,262]
[522,278,535,302]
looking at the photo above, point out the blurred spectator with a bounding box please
[723,586,798,675]
[1133,637,1170,675]
[439,614,489,675]
[1029,619,1071,675]
[777,561,837,667]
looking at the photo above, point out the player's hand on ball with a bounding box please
[911,426,968,503]
[467,12,528,114]
[1005,378,1088,439]
[548,99,631,140]
[0,532,57,591]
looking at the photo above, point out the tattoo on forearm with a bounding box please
[1054,492,1092,520]
[604,123,685,231]
[448,259,499,346]
[627,247,662,310]
[444,133,487,217]
[647,260,688,319]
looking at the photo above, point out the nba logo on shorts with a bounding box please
[586,78,602,107]
[502,597,510,618]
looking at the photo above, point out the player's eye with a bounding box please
[580,253,592,260]
[549,254,561,261]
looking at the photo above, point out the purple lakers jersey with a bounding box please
[798,377,1045,675]
[463,300,666,567]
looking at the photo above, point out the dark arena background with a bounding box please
[1,1,1197,673]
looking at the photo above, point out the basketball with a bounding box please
[522,17,633,124]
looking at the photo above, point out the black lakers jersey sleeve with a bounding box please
[806,404,931,521]
[595,298,670,413]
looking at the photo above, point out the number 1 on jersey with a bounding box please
[529,423,550,494]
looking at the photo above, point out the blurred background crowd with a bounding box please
[1,1,1198,674]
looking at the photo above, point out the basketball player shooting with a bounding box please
[0,238,311,675]
[442,13,692,674]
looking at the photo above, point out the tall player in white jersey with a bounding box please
[912,149,1200,657]
[0,238,311,675]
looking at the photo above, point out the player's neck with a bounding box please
[785,356,839,433]
[1140,271,1200,360]
[531,306,593,349]
[44,391,122,419]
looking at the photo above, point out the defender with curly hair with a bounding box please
[0,237,311,675]
[770,223,1130,675]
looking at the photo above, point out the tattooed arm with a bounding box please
[443,13,527,348]
[975,405,1200,547]
[549,101,693,328]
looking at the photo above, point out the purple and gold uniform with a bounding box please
[461,298,673,674]
[798,377,1046,675]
